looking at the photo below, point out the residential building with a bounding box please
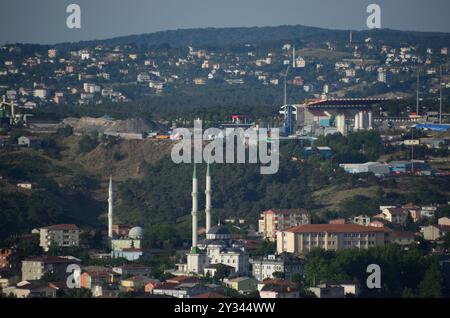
[0,248,20,270]
[402,203,422,222]
[376,208,408,225]
[112,264,151,277]
[421,206,438,218]
[249,254,303,281]
[439,217,450,226]
[352,215,371,226]
[258,209,311,241]
[308,284,345,298]
[80,266,112,289]
[21,256,80,281]
[121,275,151,292]
[224,277,257,293]
[152,282,210,298]
[17,136,42,148]
[91,284,121,298]
[390,231,416,247]
[340,283,359,296]
[111,248,143,261]
[422,225,450,241]
[0,270,20,289]
[277,224,391,255]
[144,279,162,293]
[39,224,80,252]
[258,279,299,298]
[2,281,58,298]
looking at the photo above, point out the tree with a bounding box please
[418,262,444,298]
[272,271,285,279]
[214,264,232,281]
[41,272,58,282]
[56,125,73,138]
[252,240,276,256]
[443,232,450,250]
[401,288,415,298]
[78,135,99,154]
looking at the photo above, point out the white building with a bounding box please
[39,224,80,252]
[175,165,249,276]
[249,254,303,281]
[33,89,48,99]
[339,162,390,177]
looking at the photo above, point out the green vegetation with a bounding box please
[315,130,383,163]
[304,245,444,298]
[78,134,99,154]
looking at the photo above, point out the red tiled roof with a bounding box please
[437,225,450,232]
[261,279,296,287]
[40,224,79,231]
[284,224,391,234]
[384,208,407,215]
[23,256,80,264]
[166,276,200,284]
[192,292,229,299]
[390,231,416,238]
[123,275,149,282]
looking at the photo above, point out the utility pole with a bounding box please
[440,65,443,124]
[416,70,420,116]
[283,66,290,106]
[411,128,414,175]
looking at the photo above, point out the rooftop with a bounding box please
[284,224,391,234]
[23,256,81,264]
[40,224,79,231]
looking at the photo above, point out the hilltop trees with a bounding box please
[303,245,444,298]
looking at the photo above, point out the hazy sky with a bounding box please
[1,0,450,44]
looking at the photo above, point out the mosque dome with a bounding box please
[128,226,145,239]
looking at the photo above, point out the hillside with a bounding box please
[56,25,450,50]
[1,130,449,241]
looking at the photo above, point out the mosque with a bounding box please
[174,164,249,277]
[107,176,145,261]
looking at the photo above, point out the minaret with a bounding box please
[205,163,212,233]
[108,175,113,239]
[191,165,198,252]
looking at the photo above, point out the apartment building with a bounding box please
[0,248,20,270]
[21,256,80,281]
[249,254,303,281]
[258,209,311,241]
[39,224,80,252]
[276,224,391,255]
